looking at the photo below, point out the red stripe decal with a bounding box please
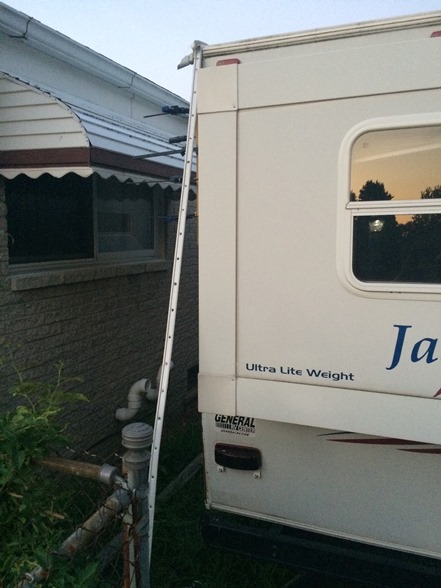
[399,448,441,454]
[329,438,425,445]
[323,433,441,454]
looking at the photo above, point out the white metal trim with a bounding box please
[202,11,441,57]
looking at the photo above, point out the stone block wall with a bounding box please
[0,178,198,458]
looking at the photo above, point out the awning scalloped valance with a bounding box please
[0,165,195,199]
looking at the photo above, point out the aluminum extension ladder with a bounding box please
[147,41,204,562]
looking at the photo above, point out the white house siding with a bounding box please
[0,75,88,150]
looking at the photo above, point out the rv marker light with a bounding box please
[216,58,241,66]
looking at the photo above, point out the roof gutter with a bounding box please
[0,2,188,109]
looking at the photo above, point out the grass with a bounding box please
[152,472,300,588]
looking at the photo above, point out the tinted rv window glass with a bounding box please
[350,125,441,286]
[353,213,441,283]
[351,127,441,201]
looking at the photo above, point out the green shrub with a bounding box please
[0,349,97,587]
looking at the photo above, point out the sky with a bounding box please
[3,0,441,99]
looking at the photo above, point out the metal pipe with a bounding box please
[59,488,130,556]
[17,489,130,588]
[37,457,118,485]
[122,422,153,588]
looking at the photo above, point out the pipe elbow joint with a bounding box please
[115,378,151,421]
[115,406,138,421]
[146,387,159,401]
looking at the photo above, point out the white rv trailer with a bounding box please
[196,11,441,583]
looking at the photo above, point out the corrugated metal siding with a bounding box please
[0,74,88,150]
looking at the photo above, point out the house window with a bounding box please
[6,173,94,264]
[348,124,441,289]
[96,176,156,257]
[6,173,161,265]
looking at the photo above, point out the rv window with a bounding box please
[349,125,441,286]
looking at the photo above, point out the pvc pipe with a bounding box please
[115,379,151,421]
[145,363,174,402]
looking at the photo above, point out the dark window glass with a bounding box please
[96,177,155,254]
[353,213,441,284]
[6,174,94,264]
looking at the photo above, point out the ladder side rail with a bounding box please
[147,42,203,562]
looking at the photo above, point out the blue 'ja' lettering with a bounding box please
[386,324,439,370]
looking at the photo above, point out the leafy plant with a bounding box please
[0,358,86,488]
[0,347,98,587]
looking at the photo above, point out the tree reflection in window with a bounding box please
[352,183,441,284]
[398,186,441,283]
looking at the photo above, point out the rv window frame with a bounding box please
[338,114,441,297]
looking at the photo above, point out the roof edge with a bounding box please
[202,11,441,56]
[0,2,188,108]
